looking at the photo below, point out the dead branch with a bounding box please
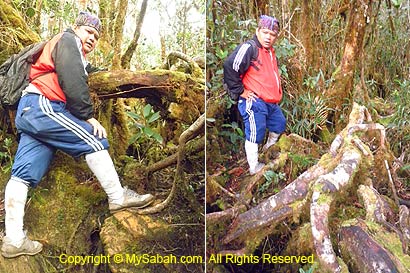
[159,51,203,78]
[385,159,400,207]
[206,205,247,226]
[222,163,329,244]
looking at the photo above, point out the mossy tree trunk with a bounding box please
[120,0,148,69]
[326,0,372,131]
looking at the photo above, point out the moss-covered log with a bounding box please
[89,69,204,124]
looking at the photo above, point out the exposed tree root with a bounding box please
[339,223,403,272]
[145,136,205,174]
[310,148,362,273]
[132,114,205,215]
[207,103,410,272]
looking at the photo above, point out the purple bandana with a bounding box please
[75,11,101,34]
[258,15,280,33]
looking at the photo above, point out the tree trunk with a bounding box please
[111,0,128,70]
[121,0,148,69]
[0,1,40,63]
[326,0,373,131]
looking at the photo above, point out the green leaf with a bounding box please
[143,126,155,137]
[263,170,276,182]
[126,111,140,120]
[235,127,244,136]
[215,48,228,59]
[152,132,163,143]
[206,118,216,122]
[26,7,36,18]
[128,133,140,145]
[143,104,152,118]
[147,111,160,123]
[391,0,402,7]
[401,164,410,171]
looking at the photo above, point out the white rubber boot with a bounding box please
[262,132,280,152]
[2,177,43,258]
[85,150,154,212]
[245,140,265,175]
[85,150,124,204]
[4,177,29,246]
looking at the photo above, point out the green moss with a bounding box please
[336,257,350,273]
[277,134,292,151]
[24,153,106,254]
[317,153,337,169]
[366,221,410,269]
[290,199,308,223]
[320,127,334,144]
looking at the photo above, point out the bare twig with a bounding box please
[385,160,400,207]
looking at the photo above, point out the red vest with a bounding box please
[242,47,282,103]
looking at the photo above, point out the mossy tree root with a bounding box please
[209,104,410,272]
[133,113,205,215]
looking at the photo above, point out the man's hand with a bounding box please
[86,118,107,139]
[241,88,259,102]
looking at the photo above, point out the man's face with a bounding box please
[74,25,99,54]
[256,27,278,49]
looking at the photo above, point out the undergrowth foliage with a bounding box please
[282,93,330,140]
[126,103,163,162]
[387,80,410,159]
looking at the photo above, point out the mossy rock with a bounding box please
[0,255,45,273]
[100,211,182,273]
[24,152,107,254]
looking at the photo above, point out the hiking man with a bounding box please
[223,15,286,175]
[1,11,154,258]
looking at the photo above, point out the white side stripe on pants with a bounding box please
[245,99,257,143]
[38,95,104,151]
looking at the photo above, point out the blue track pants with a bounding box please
[11,93,109,186]
[237,97,286,144]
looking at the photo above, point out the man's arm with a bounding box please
[223,42,254,99]
[52,31,94,120]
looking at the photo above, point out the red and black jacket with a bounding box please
[30,28,94,120]
[223,35,282,103]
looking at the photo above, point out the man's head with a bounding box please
[256,15,280,49]
[73,11,101,54]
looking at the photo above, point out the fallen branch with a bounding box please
[358,184,408,254]
[206,205,247,226]
[385,159,400,207]
[222,163,328,244]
